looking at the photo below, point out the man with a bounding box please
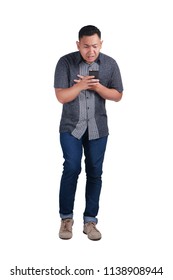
[54,25,123,240]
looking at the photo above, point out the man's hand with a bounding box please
[74,74,123,101]
[74,75,99,91]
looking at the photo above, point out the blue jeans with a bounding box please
[59,130,108,224]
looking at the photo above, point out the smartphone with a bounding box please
[89,70,99,79]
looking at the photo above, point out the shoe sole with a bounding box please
[59,236,72,240]
[83,231,101,241]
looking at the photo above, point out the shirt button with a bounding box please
[87,107,89,109]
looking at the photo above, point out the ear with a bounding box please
[76,41,80,50]
[100,40,103,49]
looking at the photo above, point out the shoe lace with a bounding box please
[62,219,72,232]
[87,222,99,233]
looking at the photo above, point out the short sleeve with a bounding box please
[54,57,70,88]
[110,61,123,93]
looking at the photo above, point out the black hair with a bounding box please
[78,25,101,40]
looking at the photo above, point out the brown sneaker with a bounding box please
[59,219,73,240]
[83,222,102,241]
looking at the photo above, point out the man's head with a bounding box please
[76,25,103,64]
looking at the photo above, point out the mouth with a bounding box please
[87,55,95,60]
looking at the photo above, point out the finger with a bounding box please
[90,79,99,82]
[85,76,99,81]
[77,74,84,79]
[87,75,95,79]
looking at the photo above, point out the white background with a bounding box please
[0,0,173,279]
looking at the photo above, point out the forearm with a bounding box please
[95,83,123,101]
[55,77,123,103]
[55,84,82,104]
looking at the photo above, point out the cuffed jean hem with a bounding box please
[84,216,98,224]
[60,213,73,220]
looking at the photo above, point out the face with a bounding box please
[76,34,103,64]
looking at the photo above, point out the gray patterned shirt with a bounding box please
[54,51,123,140]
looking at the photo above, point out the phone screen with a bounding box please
[89,70,99,79]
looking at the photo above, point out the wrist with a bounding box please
[73,82,83,92]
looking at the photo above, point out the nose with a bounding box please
[88,46,94,53]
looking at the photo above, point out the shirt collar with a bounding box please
[76,52,101,64]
